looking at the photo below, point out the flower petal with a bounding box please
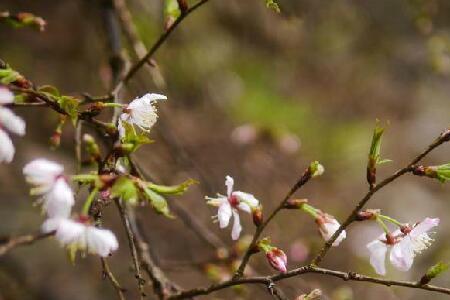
[367,239,388,275]
[225,175,234,197]
[390,237,414,272]
[218,202,232,228]
[44,178,74,218]
[231,209,242,240]
[0,107,25,136]
[0,87,14,104]
[0,129,14,163]
[233,191,259,208]
[410,217,440,237]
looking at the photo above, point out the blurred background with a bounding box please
[0,0,449,299]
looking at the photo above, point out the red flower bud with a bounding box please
[252,208,263,227]
[284,198,308,209]
[266,248,287,273]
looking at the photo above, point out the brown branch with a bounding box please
[0,231,54,257]
[169,265,450,299]
[115,198,146,299]
[111,0,211,96]
[311,128,450,266]
[101,257,127,300]
[234,166,313,278]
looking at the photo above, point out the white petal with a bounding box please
[225,175,234,197]
[237,202,252,214]
[0,107,25,136]
[367,239,388,275]
[0,130,14,163]
[44,178,74,218]
[410,218,440,237]
[43,218,86,247]
[23,159,63,189]
[0,87,14,104]
[86,227,118,257]
[117,117,127,139]
[218,202,232,228]
[231,210,242,240]
[233,191,259,208]
[390,238,414,272]
[141,93,167,103]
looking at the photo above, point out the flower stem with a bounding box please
[82,187,99,215]
[378,214,403,227]
[301,203,318,218]
[375,216,390,234]
[71,174,99,183]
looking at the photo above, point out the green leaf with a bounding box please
[376,158,392,165]
[164,0,181,19]
[265,0,280,13]
[426,262,449,279]
[111,177,139,205]
[147,178,197,195]
[256,237,274,253]
[142,187,174,218]
[436,163,450,183]
[57,96,79,125]
[38,85,60,97]
[368,121,385,163]
[121,121,153,152]
[0,67,21,84]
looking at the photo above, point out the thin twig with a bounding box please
[111,0,211,96]
[169,265,450,299]
[234,166,313,278]
[0,231,54,257]
[311,129,450,265]
[101,257,127,300]
[115,198,146,299]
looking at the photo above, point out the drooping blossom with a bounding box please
[315,212,346,246]
[0,87,25,163]
[206,176,260,240]
[118,93,167,138]
[42,217,118,257]
[367,217,439,275]
[23,159,74,218]
[266,247,288,273]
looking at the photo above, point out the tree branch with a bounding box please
[101,257,127,300]
[111,0,212,96]
[0,231,54,257]
[311,128,450,265]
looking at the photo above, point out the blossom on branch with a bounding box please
[206,175,260,240]
[118,93,167,138]
[0,86,25,163]
[42,216,118,257]
[315,211,347,246]
[367,217,439,275]
[266,247,288,273]
[23,159,74,218]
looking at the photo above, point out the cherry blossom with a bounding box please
[0,87,25,163]
[206,175,260,240]
[367,217,439,275]
[315,212,346,246]
[23,159,74,218]
[42,217,118,257]
[118,93,167,138]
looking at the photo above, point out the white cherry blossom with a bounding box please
[42,217,118,257]
[119,93,167,138]
[316,213,346,246]
[367,217,439,275]
[0,88,25,163]
[23,159,74,218]
[206,175,260,240]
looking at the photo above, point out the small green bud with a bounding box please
[420,262,449,285]
[309,161,324,178]
[413,163,450,183]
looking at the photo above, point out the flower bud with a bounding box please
[419,262,449,285]
[266,248,287,273]
[309,161,324,178]
[83,134,101,163]
[413,164,450,183]
[355,209,379,221]
[440,128,450,142]
[284,198,308,209]
[252,207,263,227]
